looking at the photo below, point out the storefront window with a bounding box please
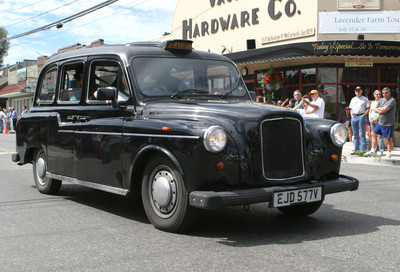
[319,85,337,119]
[281,66,398,120]
[285,70,300,85]
[301,68,316,84]
[340,68,358,83]
[380,68,399,83]
[337,85,346,117]
[359,68,378,83]
[318,68,336,84]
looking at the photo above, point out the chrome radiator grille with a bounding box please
[261,117,305,180]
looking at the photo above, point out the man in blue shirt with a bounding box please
[11,107,18,131]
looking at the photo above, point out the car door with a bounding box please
[44,61,86,178]
[74,57,133,190]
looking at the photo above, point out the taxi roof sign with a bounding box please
[161,40,193,51]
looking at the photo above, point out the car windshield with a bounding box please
[131,57,249,101]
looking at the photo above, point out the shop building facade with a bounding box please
[162,0,400,119]
[0,60,37,116]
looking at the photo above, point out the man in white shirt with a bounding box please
[303,89,325,118]
[349,86,370,153]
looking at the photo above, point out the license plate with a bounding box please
[273,187,322,208]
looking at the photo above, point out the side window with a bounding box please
[37,68,57,104]
[88,60,130,103]
[59,63,84,103]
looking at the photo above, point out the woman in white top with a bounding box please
[368,89,385,155]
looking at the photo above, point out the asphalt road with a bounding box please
[1,134,399,272]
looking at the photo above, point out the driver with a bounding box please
[141,65,181,94]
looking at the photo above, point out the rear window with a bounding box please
[59,62,84,103]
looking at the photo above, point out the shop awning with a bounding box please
[226,40,400,66]
[0,82,26,98]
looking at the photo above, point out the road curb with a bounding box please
[342,155,400,166]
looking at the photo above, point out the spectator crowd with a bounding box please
[0,106,28,134]
[256,86,398,159]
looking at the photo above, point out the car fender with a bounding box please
[128,144,184,192]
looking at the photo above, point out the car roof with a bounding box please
[44,40,230,66]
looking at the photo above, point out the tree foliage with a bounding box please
[0,27,10,67]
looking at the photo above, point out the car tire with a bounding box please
[141,155,195,232]
[277,201,323,217]
[33,149,62,195]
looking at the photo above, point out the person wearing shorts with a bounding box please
[366,87,397,158]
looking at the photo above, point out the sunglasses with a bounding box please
[382,92,389,94]
[375,93,381,95]
[355,90,362,92]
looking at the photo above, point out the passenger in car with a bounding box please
[62,66,84,101]
[69,67,83,89]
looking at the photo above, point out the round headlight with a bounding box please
[203,126,227,153]
[330,123,348,147]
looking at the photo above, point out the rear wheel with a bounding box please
[33,149,62,195]
[141,155,195,232]
[277,201,323,217]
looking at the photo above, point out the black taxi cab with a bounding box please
[12,40,358,232]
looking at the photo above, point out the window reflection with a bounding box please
[285,70,300,85]
[380,68,399,83]
[301,68,316,84]
[359,68,377,83]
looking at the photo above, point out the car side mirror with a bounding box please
[95,87,117,100]
[94,87,119,108]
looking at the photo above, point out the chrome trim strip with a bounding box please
[261,117,306,181]
[57,130,199,139]
[47,172,128,196]
[74,131,122,136]
[124,133,200,139]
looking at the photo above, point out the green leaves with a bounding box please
[0,27,10,67]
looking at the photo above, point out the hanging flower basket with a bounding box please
[258,68,284,101]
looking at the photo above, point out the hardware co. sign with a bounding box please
[182,0,307,40]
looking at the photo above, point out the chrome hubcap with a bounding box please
[36,155,47,186]
[150,169,177,217]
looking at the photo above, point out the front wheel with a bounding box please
[277,201,323,217]
[33,149,62,195]
[141,156,195,232]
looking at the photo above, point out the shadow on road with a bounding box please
[187,204,400,247]
[47,183,400,246]
[55,184,149,225]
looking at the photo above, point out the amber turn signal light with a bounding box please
[330,154,339,162]
[216,162,225,171]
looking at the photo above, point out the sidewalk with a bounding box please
[342,141,400,166]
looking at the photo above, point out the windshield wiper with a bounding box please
[220,77,242,99]
[171,89,209,99]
